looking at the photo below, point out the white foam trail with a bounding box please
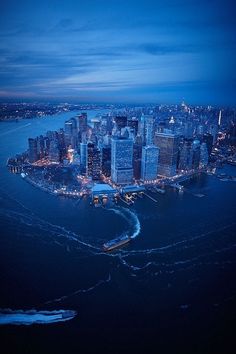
[108,207,141,239]
[44,273,111,305]
[0,123,31,137]
[0,309,76,326]
[0,207,101,253]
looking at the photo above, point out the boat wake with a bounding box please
[43,273,111,305]
[108,207,141,240]
[0,309,77,326]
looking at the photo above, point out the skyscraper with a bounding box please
[200,142,209,168]
[77,112,87,134]
[111,137,133,185]
[133,135,142,180]
[48,140,60,163]
[80,142,87,175]
[87,143,101,180]
[192,139,201,169]
[28,138,38,163]
[115,116,127,130]
[155,132,179,177]
[141,145,159,181]
[178,138,193,171]
[101,146,111,177]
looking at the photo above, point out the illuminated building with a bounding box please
[141,145,159,181]
[80,142,87,175]
[199,142,209,167]
[155,132,179,177]
[111,137,133,185]
[87,143,101,180]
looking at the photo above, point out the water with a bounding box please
[0,113,235,354]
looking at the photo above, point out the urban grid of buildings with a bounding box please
[7,103,236,200]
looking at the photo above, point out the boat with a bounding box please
[103,234,131,252]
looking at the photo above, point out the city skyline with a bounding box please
[0,0,236,105]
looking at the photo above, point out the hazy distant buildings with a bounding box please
[111,137,133,184]
[155,132,179,177]
[141,145,159,181]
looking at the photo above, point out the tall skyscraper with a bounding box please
[80,142,87,175]
[28,138,38,163]
[202,133,213,156]
[87,143,101,180]
[64,119,73,146]
[77,112,87,134]
[200,142,209,168]
[133,135,142,180]
[111,137,133,185]
[101,146,111,177]
[141,145,159,181]
[48,140,60,163]
[178,138,193,171]
[155,132,179,177]
[192,139,201,169]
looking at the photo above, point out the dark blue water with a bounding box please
[0,113,235,354]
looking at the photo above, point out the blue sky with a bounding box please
[0,0,235,105]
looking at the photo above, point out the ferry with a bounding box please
[103,234,131,252]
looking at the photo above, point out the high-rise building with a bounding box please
[155,132,179,177]
[115,116,127,130]
[192,139,201,169]
[178,139,193,171]
[133,137,142,180]
[208,124,218,143]
[200,142,209,168]
[77,113,87,134]
[87,143,101,180]
[202,133,213,156]
[49,140,60,163]
[101,146,111,177]
[28,138,38,163]
[127,118,139,136]
[140,115,155,145]
[141,145,159,181]
[64,120,73,146]
[80,142,87,175]
[111,137,133,185]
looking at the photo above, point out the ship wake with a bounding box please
[0,309,77,326]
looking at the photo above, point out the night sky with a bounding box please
[0,0,235,105]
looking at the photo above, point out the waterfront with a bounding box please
[0,113,236,353]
